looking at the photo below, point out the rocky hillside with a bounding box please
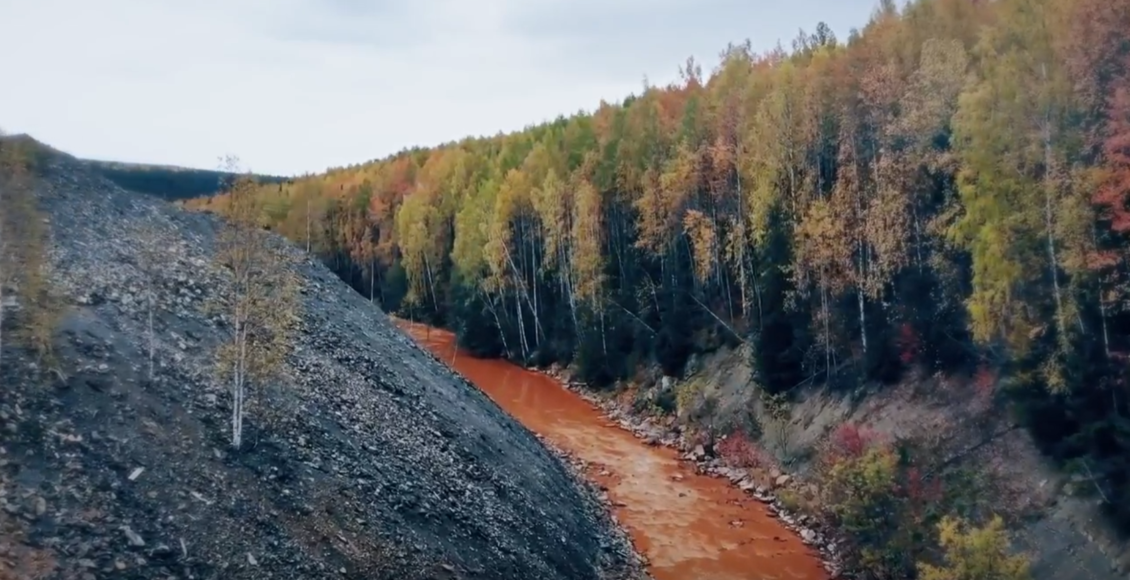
[0,138,640,580]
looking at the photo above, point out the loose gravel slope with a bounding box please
[0,137,640,580]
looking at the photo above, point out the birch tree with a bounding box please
[134,221,164,382]
[211,159,300,449]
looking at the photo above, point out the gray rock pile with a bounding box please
[0,138,639,580]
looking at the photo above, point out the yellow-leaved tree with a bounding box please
[917,515,1030,580]
[210,156,300,449]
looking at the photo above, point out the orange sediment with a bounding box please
[400,321,828,580]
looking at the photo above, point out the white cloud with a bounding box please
[0,0,877,176]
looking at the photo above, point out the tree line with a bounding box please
[187,0,1130,532]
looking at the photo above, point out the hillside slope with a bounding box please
[78,158,288,201]
[0,139,640,580]
[666,347,1130,579]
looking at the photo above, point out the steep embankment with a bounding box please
[607,347,1130,580]
[0,139,640,580]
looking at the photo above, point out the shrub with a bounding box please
[778,488,804,512]
[716,431,766,468]
[675,379,704,416]
[820,430,948,580]
[917,515,1030,580]
[826,422,885,463]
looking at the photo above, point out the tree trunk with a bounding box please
[513,288,529,360]
[423,251,438,312]
[232,312,246,450]
[1043,132,1066,342]
[599,301,607,356]
[1094,223,1112,358]
[485,291,511,359]
[1040,63,1067,343]
[857,280,868,354]
[820,273,832,380]
[736,166,749,318]
[502,242,543,344]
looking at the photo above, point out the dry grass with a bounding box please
[0,135,66,372]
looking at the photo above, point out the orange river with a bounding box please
[399,321,828,580]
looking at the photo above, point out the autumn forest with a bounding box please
[189,0,1130,530]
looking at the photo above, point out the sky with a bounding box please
[0,0,880,177]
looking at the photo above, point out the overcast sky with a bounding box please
[0,0,879,176]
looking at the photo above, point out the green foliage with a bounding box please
[818,431,965,580]
[184,0,1130,534]
[208,171,302,449]
[777,487,803,512]
[823,447,917,577]
[675,378,705,416]
[917,515,1031,580]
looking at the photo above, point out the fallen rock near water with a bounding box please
[534,364,848,578]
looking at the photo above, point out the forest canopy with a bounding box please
[188,0,1130,530]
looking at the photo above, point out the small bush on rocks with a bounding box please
[817,422,1021,580]
[917,515,1031,580]
[716,431,767,468]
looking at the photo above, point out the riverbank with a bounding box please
[398,321,829,580]
[541,342,1130,580]
[393,321,650,580]
[539,365,846,579]
[395,314,1129,579]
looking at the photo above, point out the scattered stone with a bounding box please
[122,525,145,547]
[2,148,647,580]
